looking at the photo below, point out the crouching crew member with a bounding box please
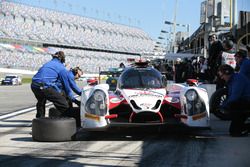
[218,64,250,137]
[65,66,83,107]
[31,51,80,118]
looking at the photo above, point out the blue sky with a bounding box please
[11,0,250,40]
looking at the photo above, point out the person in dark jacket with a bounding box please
[31,51,80,118]
[215,39,236,90]
[174,58,184,83]
[218,64,250,137]
[207,34,224,83]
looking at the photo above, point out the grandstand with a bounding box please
[0,1,155,73]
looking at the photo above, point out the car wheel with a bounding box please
[32,117,77,142]
[209,88,231,120]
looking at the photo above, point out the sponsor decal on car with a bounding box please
[129,93,162,99]
[85,113,100,121]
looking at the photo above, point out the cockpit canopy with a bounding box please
[118,67,165,89]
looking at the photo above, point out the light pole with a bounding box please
[164,22,190,52]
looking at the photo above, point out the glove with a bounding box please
[72,99,81,106]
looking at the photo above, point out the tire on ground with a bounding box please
[209,87,231,120]
[32,117,76,142]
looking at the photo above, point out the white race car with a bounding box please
[80,62,210,130]
[1,74,22,85]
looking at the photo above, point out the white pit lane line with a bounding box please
[0,102,53,120]
[0,95,79,120]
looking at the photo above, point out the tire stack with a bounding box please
[32,107,79,142]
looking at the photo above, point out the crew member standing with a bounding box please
[207,34,224,83]
[215,39,236,89]
[31,51,79,118]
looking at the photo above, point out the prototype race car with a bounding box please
[80,61,210,130]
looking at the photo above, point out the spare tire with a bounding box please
[32,117,76,142]
[209,88,231,120]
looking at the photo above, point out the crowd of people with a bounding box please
[152,34,250,137]
[152,56,211,83]
[204,34,250,137]
[0,0,153,74]
[0,46,138,73]
[0,1,154,53]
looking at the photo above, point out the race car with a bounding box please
[1,74,22,85]
[80,61,210,130]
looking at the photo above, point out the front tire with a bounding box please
[209,88,231,120]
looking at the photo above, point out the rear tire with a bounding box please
[209,88,231,120]
[32,117,76,142]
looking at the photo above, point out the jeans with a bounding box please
[31,86,69,118]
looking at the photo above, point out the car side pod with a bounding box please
[32,117,77,142]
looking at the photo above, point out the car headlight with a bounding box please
[185,89,197,101]
[185,89,206,116]
[85,90,107,116]
[94,90,105,101]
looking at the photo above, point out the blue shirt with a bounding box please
[32,58,75,101]
[67,70,82,96]
[239,58,250,80]
[222,73,250,108]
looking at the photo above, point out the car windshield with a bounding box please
[119,68,163,89]
[5,76,16,80]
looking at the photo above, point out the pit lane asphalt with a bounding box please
[0,83,250,167]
